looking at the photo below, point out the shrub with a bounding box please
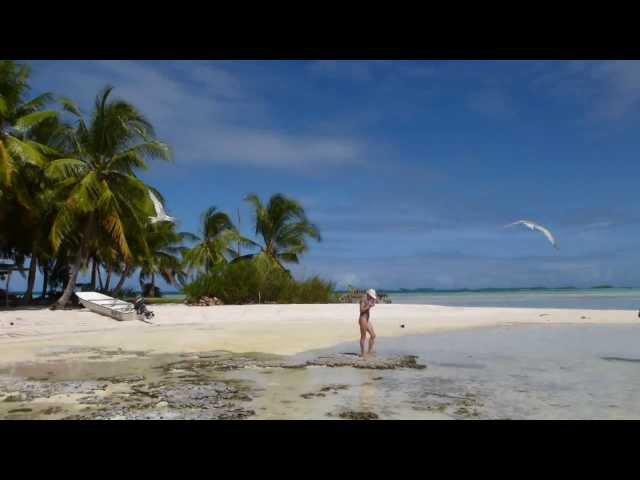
[183,255,335,304]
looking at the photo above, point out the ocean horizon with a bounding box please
[332,286,640,310]
[386,287,640,310]
[14,286,640,310]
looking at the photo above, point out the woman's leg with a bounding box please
[359,319,368,357]
[366,322,376,354]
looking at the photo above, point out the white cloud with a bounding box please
[589,61,640,118]
[530,60,640,120]
[30,60,366,170]
[191,128,364,169]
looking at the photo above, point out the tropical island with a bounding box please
[1,59,640,421]
[0,60,333,308]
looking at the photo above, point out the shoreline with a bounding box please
[1,306,639,419]
[0,303,637,366]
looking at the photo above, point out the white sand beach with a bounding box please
[0,303,637,365]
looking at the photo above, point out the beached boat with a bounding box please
[75,291,137,321]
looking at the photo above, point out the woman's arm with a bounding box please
[360,299,372,314]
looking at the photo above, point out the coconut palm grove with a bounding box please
[0,60,332,307]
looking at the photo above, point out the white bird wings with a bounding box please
[504,220,557,249]
[148,190,176,223]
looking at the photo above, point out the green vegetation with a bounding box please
[240,193,321,272]
[183,206,250,274]
[183,254,334,304]
[0,60,331,306]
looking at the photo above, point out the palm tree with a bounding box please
[184,206,249,274]
[110,259,133,296]
[1,60,60,303]
[243,193,321,271]
[47,86,170,308]
[137,221,194,297]
[0,60,57,188]
[18,116,67,304]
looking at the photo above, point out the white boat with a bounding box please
[75,291,137,321]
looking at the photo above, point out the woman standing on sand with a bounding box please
[359,289,378,357]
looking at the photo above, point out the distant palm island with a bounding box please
[165,285,628,295]
[331,285,630,295]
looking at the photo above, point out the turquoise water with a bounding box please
[386,288,640,310]
[15,288,640,310]
[161,293,186,301]
[235,324,640,419]
[130,288,640,310]
[300,324,640,419]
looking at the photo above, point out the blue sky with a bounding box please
[14,60,640,290]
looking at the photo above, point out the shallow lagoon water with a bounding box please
[238,324,640,419]
[1,324,640,419]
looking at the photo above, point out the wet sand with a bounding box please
[3,324,639,419]
[1,304,638,419]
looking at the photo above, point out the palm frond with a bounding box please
[244,193,265,235]
[102,213,132,260]
[0,141,14,185]
[178,232,200,243]
[118,140,171,163]
[4,136,46,167]
[73,171,102,210]
[278,252,300,264]
[15,92,54,117]
[13,110,57,133]
[59,96,82,117]
[49,203,78,252]
[45,158,87,180]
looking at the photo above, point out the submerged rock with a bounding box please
[8,408,33,414]
[304,354,426,370]
[2,393,27,402]
[338,410,379,420]
[96,374,145,384]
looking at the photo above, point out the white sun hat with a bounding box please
[366,289,377,300]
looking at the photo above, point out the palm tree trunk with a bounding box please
[22,247,38,305]
[90,257,97,290]
[151,272,156,297]
[5,271,11,307]
[40,267,49,300]
[97,264,104,291]
[113,265,130,295]
[104,265,112,292]
[55,221,92,309]
[237,208,241,257]
[53,256,83,308]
